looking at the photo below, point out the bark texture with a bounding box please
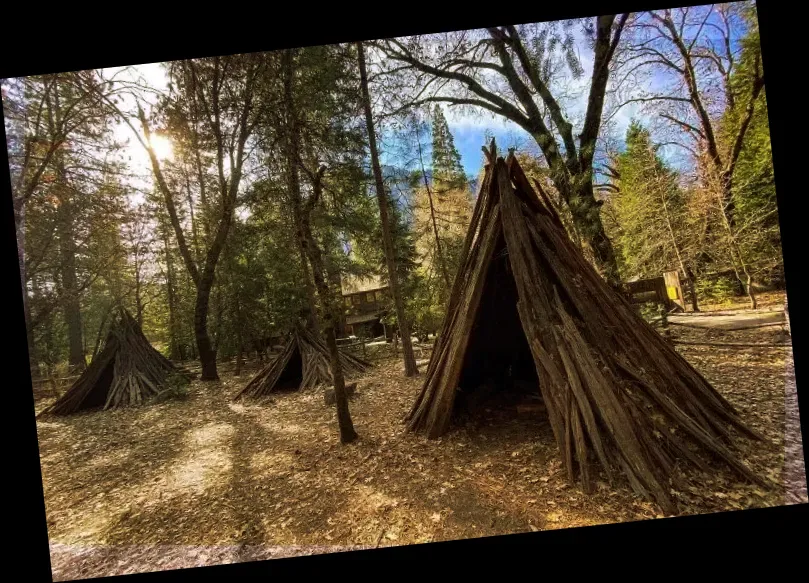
[41,308,189,416]
[233,326,370,400]
[407,142,767,513]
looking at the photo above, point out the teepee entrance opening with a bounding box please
[454,230,545,422]
[275,348,304,391]
[81,359,116,410]
[234,326,371,401]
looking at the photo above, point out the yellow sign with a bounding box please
[667,286,679,300]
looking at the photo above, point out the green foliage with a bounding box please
[695,276,738,305]
[431,106,467,191]
[638,301,662,322]
[12,14,783,377]
[604,121,689,280]
[717,8,781,285]
[149,373,190,404]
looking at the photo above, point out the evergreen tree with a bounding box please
[431,105,467,191]
[607,121,692,288]
[717,5,781,287]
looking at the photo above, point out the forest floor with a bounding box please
[36,291,805,581]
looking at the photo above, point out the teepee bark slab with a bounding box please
[406,140,767,513]
[233,326,371,400]
[40,308,189,416]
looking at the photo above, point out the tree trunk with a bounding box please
[357,41,418,377]
[136,62,254,381]
[55,179,86,373]
[185,172,202,263]
[15,200,38,376]
[213,281,223,353]
[134,269,144,328]
[45,82,86,373]
[280,48,357,441]
[161,223,182,360]
[194,272,218,380]
[565,179,621,289]
[716,183,757,311]
[744,272,757,310]
[685,268,700,312]
[300,169,358,444]
[296,235,320,330]
[325,253,346,337]
[231,260,244,376]
[281,49,320,332]
[416,127,451,291]
[659,187,699,312]
[235,339,243,377]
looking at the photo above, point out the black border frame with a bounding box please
[3,1,805,579]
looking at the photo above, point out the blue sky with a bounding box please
[114,8,746,191]
[435,63,692,181]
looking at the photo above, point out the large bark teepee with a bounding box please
[407,141,767,513]
[233,326,370,400]
[40,308,189,416]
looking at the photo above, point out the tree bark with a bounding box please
[161,220,182,360]
[54,169,86,373]
[302,167,358,443]
[325,253,346,337]
[357,41,418,376]
[415,122,451,290]
[193,270,219,379]
[282,49,321,332]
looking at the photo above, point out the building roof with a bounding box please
[341,274,387,295]
[346,313,383,325]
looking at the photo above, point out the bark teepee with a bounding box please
[41,308,189,416]
[233,326,370,400]
[407,141,767,513]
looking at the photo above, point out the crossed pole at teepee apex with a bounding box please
[481,138,498,165]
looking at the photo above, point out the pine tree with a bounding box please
[431,105,467,191]
[716,5,781,288]
[607,121,694,303]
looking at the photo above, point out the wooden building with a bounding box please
[340,274,394,339]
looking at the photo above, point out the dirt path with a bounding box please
[669,310,785,330]
[36,320,805,580]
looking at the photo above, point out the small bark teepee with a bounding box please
[41,308,189,416]
[407,141,767,513]
[233,326,370,400]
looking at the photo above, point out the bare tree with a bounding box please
[613,5,765,306]
[109,56,267,380]
[4,72,113,372]
[358,41,419,376]
[373,17,629,286]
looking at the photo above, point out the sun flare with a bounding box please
[148,134,174,161]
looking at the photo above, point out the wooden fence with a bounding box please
[624,276,673,310]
